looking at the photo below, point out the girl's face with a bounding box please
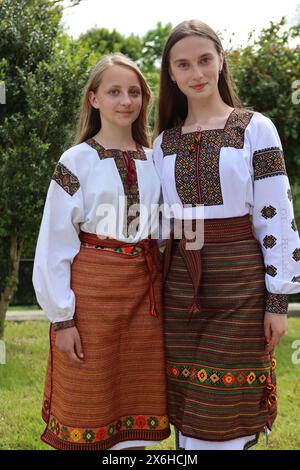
[169,35,224,102]
[89,65,142,129]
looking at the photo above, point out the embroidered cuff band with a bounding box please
[266,293,289,315]
[52,319,76,331]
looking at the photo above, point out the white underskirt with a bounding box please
[110,440,157,450]
[177,430,257,450]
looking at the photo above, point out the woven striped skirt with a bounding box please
[41,231,170,450]
[164,215,277,444]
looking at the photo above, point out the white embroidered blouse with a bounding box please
[153,109,300,314]
[32,139,161,323]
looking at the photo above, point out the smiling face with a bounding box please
[89,64,142,129]
[169,35,224,102]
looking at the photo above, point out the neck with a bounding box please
[95,121,137,151]
[185,94,232,127]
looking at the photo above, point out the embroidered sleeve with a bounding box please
[251,115,300,314]
[52,162,80,196]
[253,147,287,180]
[153,134,173,241]
[32,152,84,323]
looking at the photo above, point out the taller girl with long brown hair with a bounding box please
[153,20,300,450]
[33,54,170,450]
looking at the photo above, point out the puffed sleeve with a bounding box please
[250,113,300,315]
[153,133,173,242]
[153,133,164,180]
[32,150,85,323]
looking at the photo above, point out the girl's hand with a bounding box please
[55,326,84,365]
[264,312,288,353]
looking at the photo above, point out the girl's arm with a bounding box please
[32,150,85,328]
[250,114,300,349]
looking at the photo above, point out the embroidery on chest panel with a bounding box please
[86,138,147,235]
[161,109,253,206]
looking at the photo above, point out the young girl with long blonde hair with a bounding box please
[33,53,170,450]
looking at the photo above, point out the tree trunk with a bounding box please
[0,234,23,339]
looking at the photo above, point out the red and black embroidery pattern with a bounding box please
[261,206,277,219]
[44,412,169,449]
[52,162,80,196]
[292,248,300,262]
[161,109,253,206]
[253,147,286,181]
[167,363,272,388]
[266,293,288,315]
[263,235,277,249]
[86,138,147,235]
[266,265,278,277]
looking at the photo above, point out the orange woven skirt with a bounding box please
[41,232,170,450]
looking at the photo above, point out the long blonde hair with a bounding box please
[75,54,152,147]
[156,20,242,134]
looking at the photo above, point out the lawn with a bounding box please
[0,318,299,450]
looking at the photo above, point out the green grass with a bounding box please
[7,306,40,311]
[0,319,299,450]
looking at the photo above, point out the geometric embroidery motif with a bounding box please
[161,109,254,206]
[52,162,80,196]
[266,293,288,315]
[263,235,277,249]
[292,248,300,262]
[85,138,147,236]
[46,413,169,445]
[266,265,278,277]
[261,206,277,219]
[253,147,287,181]
[291,219,298,232]
[80,241,142,255]
[167,363,273,389]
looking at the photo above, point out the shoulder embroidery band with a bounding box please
[253,147,286,181]
[52,162,80,196]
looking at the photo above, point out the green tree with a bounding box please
[229,18,300,182]
[75,28,143,68]
[0,0,87,338]
[140,22,172,73]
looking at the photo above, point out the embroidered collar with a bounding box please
[179,107,237,135]
[85,137,146,160]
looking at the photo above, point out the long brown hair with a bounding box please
[156,20,242,135]
[75,54,152,147]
